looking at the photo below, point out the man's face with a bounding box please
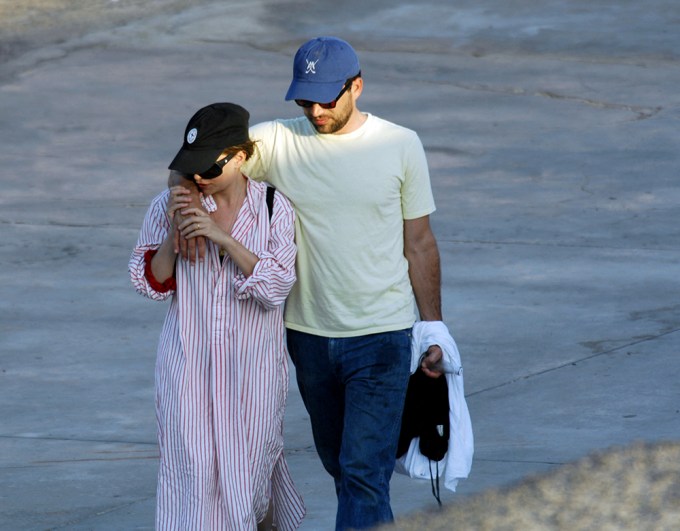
[302,83,355,135]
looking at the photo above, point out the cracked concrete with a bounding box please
[1,0,679,529]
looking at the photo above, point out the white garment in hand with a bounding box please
[395,321,474,492]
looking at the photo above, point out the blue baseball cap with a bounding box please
[285,37,361,103]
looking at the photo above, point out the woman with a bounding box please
[129,103,304,530]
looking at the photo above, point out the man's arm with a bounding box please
[404,215,444,378]
[167,170,207,262]
[404,215,442,320]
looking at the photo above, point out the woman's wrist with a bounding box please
[216,232,234,253]
[150,237,177,280]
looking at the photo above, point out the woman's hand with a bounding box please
[178,207,225,244]
[147,186,192,283]
[178,206,260,276]
[167,186,192,232]
[167,175,208,262]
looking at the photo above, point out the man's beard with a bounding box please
[308,105,353,134]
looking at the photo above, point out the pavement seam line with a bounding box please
[0,434,157,445]
[467,326,680,397]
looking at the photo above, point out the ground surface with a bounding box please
[1,1,679,529]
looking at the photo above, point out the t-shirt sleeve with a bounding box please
[243,121,277,182]
[401,131,436,220]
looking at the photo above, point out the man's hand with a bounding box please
[420,344,444,379]
[168,171,207,263]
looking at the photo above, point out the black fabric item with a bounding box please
[397,368,449,461]
[266,185,275,221]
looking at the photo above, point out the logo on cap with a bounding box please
[305,59,318,74]
[187,128,198,144]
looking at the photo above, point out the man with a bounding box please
[172,36,444,530]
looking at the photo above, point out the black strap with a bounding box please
[429,459,442,507]
[266,186,275,221]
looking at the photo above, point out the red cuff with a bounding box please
[143,249,176,293]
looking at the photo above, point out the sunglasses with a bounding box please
[197,153,234,179]
[295,78,355,109]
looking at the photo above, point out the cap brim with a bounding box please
[168,146,223,175]
[285,78,346,103]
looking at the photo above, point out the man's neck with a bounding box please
[334,109,367,135]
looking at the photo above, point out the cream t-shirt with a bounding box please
[244,114,436,337]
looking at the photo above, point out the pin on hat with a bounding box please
[168,102,250,175]
[285,36,361,103]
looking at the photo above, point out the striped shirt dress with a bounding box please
[129,179,305,530]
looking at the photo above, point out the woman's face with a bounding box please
[192,152,243,194]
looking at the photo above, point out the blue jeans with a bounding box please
[287,328,412,531]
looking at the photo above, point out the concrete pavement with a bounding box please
[1,1,679,529]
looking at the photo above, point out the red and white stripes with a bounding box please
[130,180,305,530]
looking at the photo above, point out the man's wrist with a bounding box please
[168,170,196,188]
